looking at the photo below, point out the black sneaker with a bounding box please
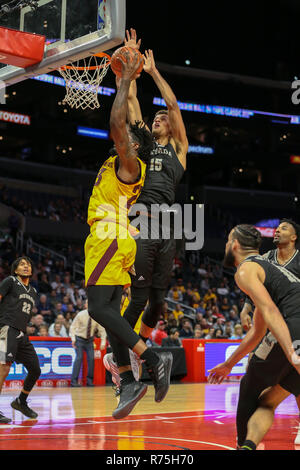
[0,411,11,424]
[147,352,173,403]
[11,398,38,419]
[112,381,147,420]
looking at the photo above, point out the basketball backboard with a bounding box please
[0,0,125,86]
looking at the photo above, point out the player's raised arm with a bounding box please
[143,49,188,168]
[110,50,144,182]
[123,28,149,129]
[235,262,299,370]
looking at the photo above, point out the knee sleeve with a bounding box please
[142,288,166,329]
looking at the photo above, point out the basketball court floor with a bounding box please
[0,382,299,451]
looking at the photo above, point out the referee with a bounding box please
[0,257,41,422]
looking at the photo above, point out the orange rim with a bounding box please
[60,52,111,71]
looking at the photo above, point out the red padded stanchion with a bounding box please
[0,27,45,68]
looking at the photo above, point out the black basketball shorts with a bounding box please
[246,332,300,397]
[131,235,176,289]
[0,325,38,365]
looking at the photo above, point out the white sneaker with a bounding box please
[129,349,144,381]
[103,353,120,388]
[103,351,143,386]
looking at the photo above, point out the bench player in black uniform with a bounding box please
[104,30,188,390]
[238,218,300,446]
[208,225,300,450]
[0,257,40,422]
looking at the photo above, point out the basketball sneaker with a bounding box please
[147,351,173,403]
[103,351,143,389]
[103,353,121,388]
[112,381,148,420]
[11,398,38,419]
[0,411,11,424]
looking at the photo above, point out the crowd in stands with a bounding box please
[0,226,247,343]
[0,183,88,224]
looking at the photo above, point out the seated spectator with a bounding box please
[177,278,186,295]
[228,308,239,325]
[61,295,71,313]
[66,303,75,317]
[217,281,229,297]
[196,301,206,315]
[167,285,183,302]
[213,328,226,339]
[49,320,66,337]
[30,314,45,334]
[165,313,178,334]
[213,317,226,334]
[197,263,207,277]
[193,325,205,339]
[49,289,59,310]
[161,328,183,347]
[205,327,216,339]
[37,294,53,324]
[194,312,203,325]
[224,324,234,339]
[211,305,225,322]
[172,303,184,321]
[220,297,231,315]
[192,288,201,302]
[48,313,68,337]
[150,321,168,346]
[53,301,65,318]
[191,294,200,309]
[51,274,63,291]
[199,318,210,335]
[38,324,49,336]
[38,273,52,294]
[203,288,217,305]
[200,275,210,292]
[230,324,245,340]
[179,319,194,338]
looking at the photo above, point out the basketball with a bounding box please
[110,46,144,79]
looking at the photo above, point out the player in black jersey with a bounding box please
[103,29,188,389]
[208,225,300,449]
[0,257,41,422]
[238,218,300,446]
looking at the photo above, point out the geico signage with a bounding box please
[8,347,76,377]
[0,110,31,125]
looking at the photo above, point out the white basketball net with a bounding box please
[59,54,111,110]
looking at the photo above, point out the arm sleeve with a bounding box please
[0,277,13,299]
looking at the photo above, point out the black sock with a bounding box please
[241,440,256,450]
[19,391,28,404]
[140,349,160,368]
[120,370,135,386]
[139,334,148,343]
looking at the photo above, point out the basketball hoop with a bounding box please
[58,52,111,110]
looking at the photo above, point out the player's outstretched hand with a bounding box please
[143,49,157,75]
[207,362,232,384]
[124,28,141,50]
